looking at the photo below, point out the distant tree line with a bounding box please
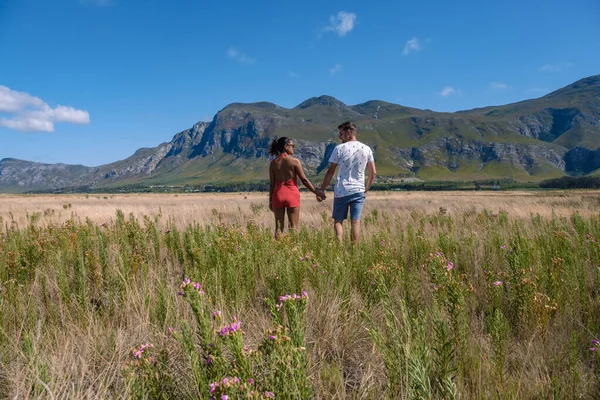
[539,176,600,189]
[23,176,600,194]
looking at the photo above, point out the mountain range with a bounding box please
[1,74,599,193]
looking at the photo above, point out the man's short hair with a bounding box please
[338,121,357,133]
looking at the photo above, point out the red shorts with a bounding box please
[272,179,300,208]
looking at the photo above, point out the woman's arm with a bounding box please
[294,159,321,196]
[269,162,276,211]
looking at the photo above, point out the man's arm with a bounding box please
[365,161,377,193]
[319,162,337,193]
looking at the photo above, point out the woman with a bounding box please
[269,137,324,237]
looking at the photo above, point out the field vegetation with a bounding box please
[1,191,599,398]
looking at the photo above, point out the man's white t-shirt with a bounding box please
[328,140,375,198]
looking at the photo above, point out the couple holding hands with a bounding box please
[268,121,377,244]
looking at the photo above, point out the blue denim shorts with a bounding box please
[332,192,366,221]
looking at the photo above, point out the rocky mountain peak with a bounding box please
[2,75,600,192]
[295,95,347,110]
[221,101,282,112]
[543,74,600,101]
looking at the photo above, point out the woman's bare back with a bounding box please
[270,155,298,181]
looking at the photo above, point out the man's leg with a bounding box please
[350,219,361,244]
[349,194,366,244]
[332,196,349,244]
[334,220,344,243]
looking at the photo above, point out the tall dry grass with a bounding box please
[2,190,599,231]
[0,191,599,399]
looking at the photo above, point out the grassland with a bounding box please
[1,191,599,398]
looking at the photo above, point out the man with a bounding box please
[319,121,376,244]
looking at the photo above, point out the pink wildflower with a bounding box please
[446,261,454,271]
[219,318,242,336]
[132,343,152,359]
[276,290,308,309]
[219,326,230,336]
[167,327,176,337]
[493,281,503,286]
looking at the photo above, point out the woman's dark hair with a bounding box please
[269,137,291,156]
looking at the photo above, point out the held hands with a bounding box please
[315,189,326,202]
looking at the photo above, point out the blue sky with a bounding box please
[1,0,599,166]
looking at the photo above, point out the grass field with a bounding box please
[1,191,599,399]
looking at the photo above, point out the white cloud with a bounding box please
[403,37,422,55]
[490,82,508,90]
[227,47,256,64]
[53,106,91,124]
[329,64,342,74]
[0,85,90,132]
[540,64,560,72]
[324,11,357,37]
[440,86,456,97]
[0,117,54,132]
[539,62,572,72]
[0,86,44,113]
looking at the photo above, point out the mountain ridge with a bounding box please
[1,74,599,193]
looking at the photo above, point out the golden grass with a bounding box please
[2,190,600,398]
[2,190,599,232]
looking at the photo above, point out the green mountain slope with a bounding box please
[1,74,598,192]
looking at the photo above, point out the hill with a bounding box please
[1,74,599,193]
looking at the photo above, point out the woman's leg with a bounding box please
[287,207,300,231]
[273,208,286,238]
